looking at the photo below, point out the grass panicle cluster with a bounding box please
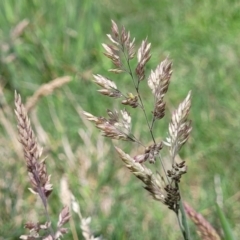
[1,1,239,239]
[84,20,193,239]
[9,17,228,240]
[15,92,70,240]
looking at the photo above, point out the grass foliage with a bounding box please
[1,0,240,239]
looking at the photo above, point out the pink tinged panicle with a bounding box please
[111,19,119,39]
[165,91,192,159]
[120,26,135,59]
[102,43,122,68]
[184,202,221,240]
[136,39,151,81]
[14,92,53,202]
[127,37,135,59]
[148,58,172,119]
[148,58,172,95]
[103,20,135,70]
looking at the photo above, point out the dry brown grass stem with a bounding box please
[25,76,72,112]
[184,202,221,240]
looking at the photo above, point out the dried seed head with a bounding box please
[165,91,192,159]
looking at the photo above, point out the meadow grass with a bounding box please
[1,0,240,239]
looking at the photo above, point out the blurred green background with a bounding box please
[1,0,240,239]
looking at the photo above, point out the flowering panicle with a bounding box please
[136,39,151,81]
[165,91,192,160]
[15,92,70,239]
[148,58,172,120]
[15,92,53,202]
[103,20,135,71]
[84,20,192,237]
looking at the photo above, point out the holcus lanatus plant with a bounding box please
[84,20,192,239]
